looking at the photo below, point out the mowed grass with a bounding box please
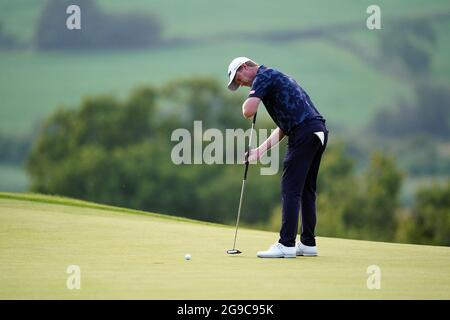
[1,193,449,299]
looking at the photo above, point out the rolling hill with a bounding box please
[1,0,450,134]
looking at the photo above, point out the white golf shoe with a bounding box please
[257,243,296,258]
[296,242,318,256]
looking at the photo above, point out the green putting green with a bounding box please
[1,193,449,299]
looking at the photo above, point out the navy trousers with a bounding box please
[278,129,328,247]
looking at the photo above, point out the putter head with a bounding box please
[227,249,242,255]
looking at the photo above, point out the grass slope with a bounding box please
[1,192,449,299]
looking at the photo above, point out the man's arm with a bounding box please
[247,127,285,162]
[242,97,261,118]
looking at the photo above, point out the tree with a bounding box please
[265,146,406,243]
[26,78,280,225]
[361,152,403,241]
[398,182,450,246]
[265,143,363,238]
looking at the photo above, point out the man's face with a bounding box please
[234,64,254,87]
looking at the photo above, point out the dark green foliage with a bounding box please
[361,152,403,240]
[318,148,403,241]
[26,77,448,245]
[265,144,405,242]
[396,182,450,246]
[26,78,278,224]
[316,143,362,238]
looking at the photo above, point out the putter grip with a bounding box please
[252,112,257,124]
[243,113,257,181]
[243,146,250,180]
[243,160,249,180]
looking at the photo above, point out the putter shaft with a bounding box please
[229,113,257,254]
[231,179,246,251]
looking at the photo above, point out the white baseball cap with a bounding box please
[227,57,250,91]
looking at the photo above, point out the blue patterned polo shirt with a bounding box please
[248,65,325,135]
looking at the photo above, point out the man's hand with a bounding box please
[244,148,261,163]
[243,127,285,164]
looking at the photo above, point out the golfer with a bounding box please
[227,57,328,258]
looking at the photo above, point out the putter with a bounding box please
[227,113,257,255]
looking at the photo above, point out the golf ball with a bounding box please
[184,254,191,260]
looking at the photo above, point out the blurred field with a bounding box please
[2,0,449,41]
[0,41,412,134]
[1,0,450,134]
[1,193,449,299]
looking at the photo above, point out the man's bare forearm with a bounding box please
[258,127,285,154]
